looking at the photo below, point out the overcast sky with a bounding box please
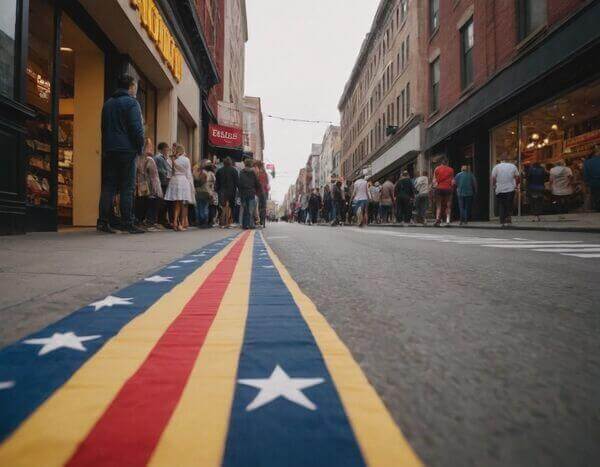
[244,0,379,203]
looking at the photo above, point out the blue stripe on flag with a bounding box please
[0,236,237,442]
[222,235,366,467]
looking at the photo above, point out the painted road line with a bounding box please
[66,233,251,467]
[561,253,600,258]
[0,235,241,467]
[263,234,422,467]
[483,243,587,249]
[222,235,366,467]
[148,232,254,467]
[533,248,600,253]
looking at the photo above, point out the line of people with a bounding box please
[97,74,271,235]
[288,158,479,227]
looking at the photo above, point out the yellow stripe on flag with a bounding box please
[262,234,423,467]
[149,231,254,467]
[0,235,243,467]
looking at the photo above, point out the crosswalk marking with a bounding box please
[349,228,600,260]
[562,253,600,258]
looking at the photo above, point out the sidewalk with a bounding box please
[0,228,232,347]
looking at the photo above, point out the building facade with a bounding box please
[318,126,341,189]
[222,0,247,107]
[0,0,218,234]
[242,95,264,160]
[424,0,600,220]
[339,0,427,185]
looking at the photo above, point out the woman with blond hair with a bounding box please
[164,144,194,231]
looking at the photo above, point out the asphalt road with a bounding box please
[263,223,600,467]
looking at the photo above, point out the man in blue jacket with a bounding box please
[97,75,145,234]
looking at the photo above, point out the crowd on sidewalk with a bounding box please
[96,74,270,235]
[286,144,600,228]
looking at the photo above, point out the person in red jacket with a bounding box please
[433,158,455,227]
[255,160,270,228]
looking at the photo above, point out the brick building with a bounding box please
[338,0,428,184]
[424,0,600,220]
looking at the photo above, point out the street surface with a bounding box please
[265,223,600,467]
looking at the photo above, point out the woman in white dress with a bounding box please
[165,144,194,231]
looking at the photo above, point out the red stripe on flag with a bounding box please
[67,233,250,467]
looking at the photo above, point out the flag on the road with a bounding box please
[0,233,420,467]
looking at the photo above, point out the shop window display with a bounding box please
[490,79,600,216]
[25,0,55,208]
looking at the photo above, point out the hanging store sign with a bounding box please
[209,124,243,149]
[130,0,183,82]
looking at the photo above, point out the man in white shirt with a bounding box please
[549,160,573,213]
[351,176,370,227]
[413,171,430,225]
[491,156,520,226]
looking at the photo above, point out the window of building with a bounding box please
[406,35,410,63]
[401,42,405,70]
[0,0,18,98]
[460,18,474,90]
[405,82,410,119]
[430,0,439,34]
[401,0,408,21]
[517,0,547,41]
[396,95,401,125]
[430,58,440,113]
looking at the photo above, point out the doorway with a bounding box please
[57,13,105,226]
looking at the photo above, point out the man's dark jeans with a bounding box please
[98,151,136,228]
[496,191,515,224]
[241,195,256,229]
[592,186,600,212]
[458,195,473,223]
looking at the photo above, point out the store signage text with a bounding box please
[209,124,243,148]
[130,0,183,82]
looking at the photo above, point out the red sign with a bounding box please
[209,124,243,148]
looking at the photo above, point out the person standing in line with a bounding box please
[97,75,145,234]
[379,177,395,223]
[205,162,218,227]
[140,139,163,231]
[164,144,194,231]
[134,143,151,228]
[549,159,574,214]
[491,155,520,227]
[181,151,196,229]
[413,171,430,225]
[526,162,547,221]
[215,157,239,228]
[394,171,415,226]
[255,160,270,228]
[239,158,261,229]
[331,180,344,226]
[433,158,455,227]
[344,180,352,224]
[322,184,333,223]
[300,192,309,224]
[153,142,172,228]
[351,175,370,227]
[369,181,381,224]
[193,160,210,228]
[583,144,600,212]
[454,165,477,225]
[308,188,321,225]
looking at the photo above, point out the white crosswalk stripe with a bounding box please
[349,228,600,260]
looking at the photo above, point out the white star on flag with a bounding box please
[89,295,133,311]
[144,275,173,283]
[23,332,101,356]
[179,260,198,264]
[191,254,207,257]
[262,265,274,269]
[0,381,15,390]
[238,365,324,411]
[167,266,181,269]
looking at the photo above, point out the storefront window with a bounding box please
[0,1,18,98]
[490,119,518,217]
[25,0,56,207]
[520,79,600,214]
